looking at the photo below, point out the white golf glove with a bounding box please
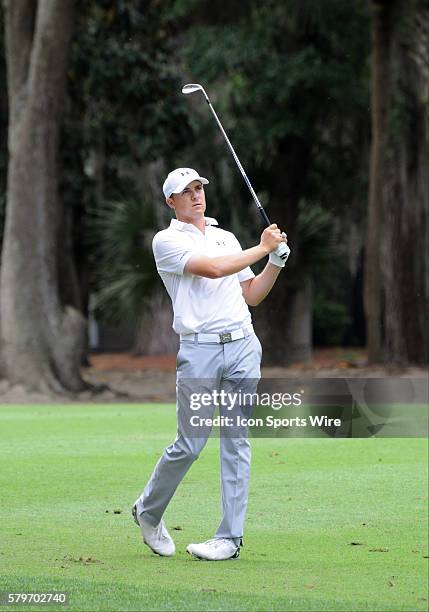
[269,233,290,268]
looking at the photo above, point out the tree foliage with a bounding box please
[66,0,191,173]
[180,0,369,209]
[87,197,157,323]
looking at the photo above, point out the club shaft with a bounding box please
[205,99,272,227]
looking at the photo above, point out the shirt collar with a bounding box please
[170,217,218,231]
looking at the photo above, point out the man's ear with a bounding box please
[166,196,175,209]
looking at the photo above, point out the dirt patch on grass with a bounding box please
[0,348,427,404]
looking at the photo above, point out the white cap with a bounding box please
[162,168,209,198]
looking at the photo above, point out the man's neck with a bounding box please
[177,215,206,233]
[193,217,206,233]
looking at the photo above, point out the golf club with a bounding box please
[182,83,289,261]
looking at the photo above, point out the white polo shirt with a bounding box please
[152,217,255,334]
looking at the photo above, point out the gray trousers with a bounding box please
[135,332,262,542]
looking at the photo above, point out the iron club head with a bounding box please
[181,83,209,101]
[182,83,203,94]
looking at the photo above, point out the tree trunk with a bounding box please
[252,142,311,366]
[383,0,429,364]
[134,290,179,356]
[364,0,396,363]
[254,279,313,365]
[0,0,86,393]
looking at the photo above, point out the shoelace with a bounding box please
[203,538,236,549]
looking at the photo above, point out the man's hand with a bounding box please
[260,224,285,254]
[269,232,290,267]
[269,247,290,267]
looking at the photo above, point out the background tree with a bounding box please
[383,0,428,363]
[364,0,396,363]
[365,0,428,365]
[0,0,85,393]
[0,8,6,250]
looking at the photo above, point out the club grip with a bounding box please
[258,207,271,227]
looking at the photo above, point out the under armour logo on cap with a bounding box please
[163,168,209,198]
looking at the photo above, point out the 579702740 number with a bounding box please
[0,592,68,606]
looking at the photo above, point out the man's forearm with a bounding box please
[185,245,269,279]
[243,262,282,306]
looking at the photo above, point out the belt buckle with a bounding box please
[219,332,232,344]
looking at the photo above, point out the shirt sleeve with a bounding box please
[152,232,199,276]
[229,233,255,282]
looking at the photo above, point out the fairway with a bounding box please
[0,404,427,612]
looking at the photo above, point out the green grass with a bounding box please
[0,404,427,612]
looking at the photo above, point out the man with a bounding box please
[132,167,289,561]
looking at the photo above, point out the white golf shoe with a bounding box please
[186,538,240,561]
[132,505,175,557]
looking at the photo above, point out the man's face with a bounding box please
[166,180,206,223]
